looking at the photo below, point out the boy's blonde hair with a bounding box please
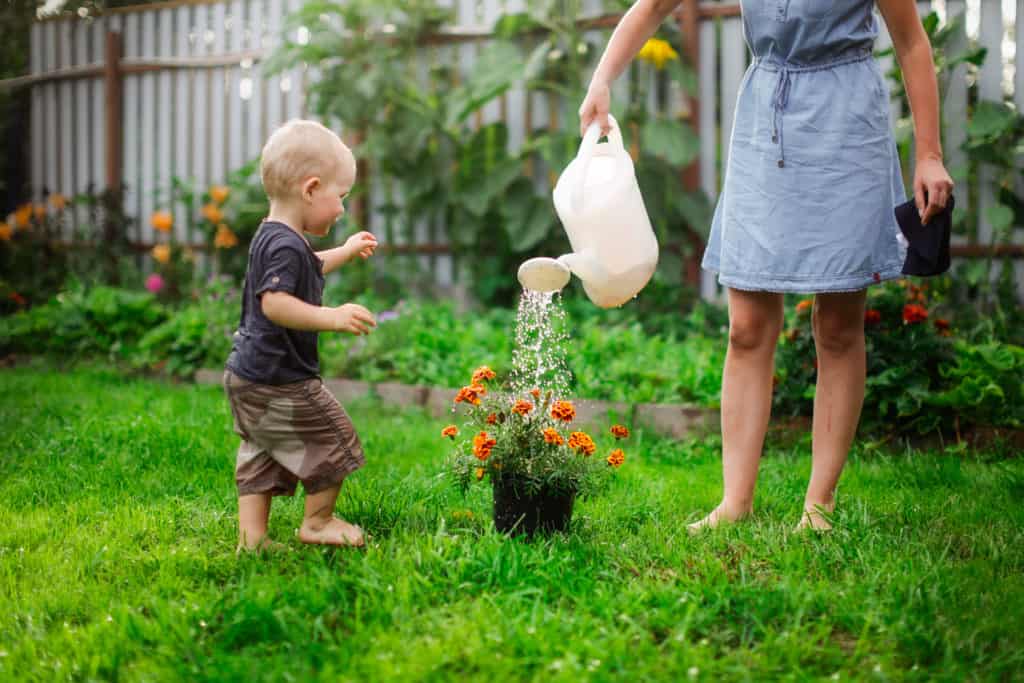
[260,119,355,200]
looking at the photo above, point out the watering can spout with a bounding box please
[556,252,607,286]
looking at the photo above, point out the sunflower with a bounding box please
[637,38,679,70]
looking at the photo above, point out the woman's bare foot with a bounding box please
[298,515,365,547]
[687,502,752,534]
[236,536,290,556]
[796,503,835,532]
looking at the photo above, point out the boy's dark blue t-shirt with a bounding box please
[226,221,325,385]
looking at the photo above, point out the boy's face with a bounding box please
[304,157,356,237]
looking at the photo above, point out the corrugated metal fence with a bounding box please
[15,0,1024,298]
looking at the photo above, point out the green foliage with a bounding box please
[134,280,239,378]
[0,283,167,359]
[774,281,1024,434]
[268,0,709,308]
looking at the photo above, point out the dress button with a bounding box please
[777,160,785,168]
[771,134,778,143]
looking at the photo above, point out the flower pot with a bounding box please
[492,476,576,536]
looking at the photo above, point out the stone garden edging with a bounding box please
[194,369,720,439]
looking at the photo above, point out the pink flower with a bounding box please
[145,273,165,294]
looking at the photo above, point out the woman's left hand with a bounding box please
[913,156,954,225]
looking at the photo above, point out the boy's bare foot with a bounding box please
[796,503,835,532]
[687,502,751,534]
[298,516,365,547]
[236,536,290,556]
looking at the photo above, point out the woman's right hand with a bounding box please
[578,80,612,137]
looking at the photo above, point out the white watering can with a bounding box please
[517,114,659,308]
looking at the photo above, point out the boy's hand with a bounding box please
[344,231,378,260]
[329,303,377,335]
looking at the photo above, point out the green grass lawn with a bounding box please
[2,366,1022,681]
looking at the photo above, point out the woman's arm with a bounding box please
[877,0,955,224]
[578,0,682,135]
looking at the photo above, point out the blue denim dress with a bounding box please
[701,0,908,293]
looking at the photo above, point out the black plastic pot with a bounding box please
[492,476,576,536]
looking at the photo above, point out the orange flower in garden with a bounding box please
[550,400,576,423]
[512,400,534,416]
[903,304,928,325]
[475,467,485,481]
[486,413,498,425]
[607,449,625,467]
[441,425,458,440]
[151,210,173,233]
[472,431,496,461]
[32,203,47,222]
[48,193,67,211]
[209,185,230,204]
[454,384,486,405]
[610,425,629,439]
[472,365,496,384]
[796,299,813,314]
[567,431,596,456]
[530,388,541,399]
[542,427,564,446]
[151,243,171,264]
[0,222,11,241]
[201,203,224,224]
[214,224,238,249]
[13,204,32,229]
[934,318,951,336]
[864,309,882,325]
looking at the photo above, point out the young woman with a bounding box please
[579,0,954,530]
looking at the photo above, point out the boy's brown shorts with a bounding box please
[223,370,365,497]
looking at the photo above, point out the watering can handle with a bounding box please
[571,114,625,214]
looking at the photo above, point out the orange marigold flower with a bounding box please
[934,318,951,336]
[903,304,928,325]
[607,448,625,467]
[151,243,171,264]
[567,431,596,456]
[512,400,533,416]
[864,309,882,325]
[486,413,498,425]
[48,193,68,211]
[441,425,458,440]
[795,299,813,314]
[471,365,496,384]
[151,210,174,233]
[610,424,630,439]
[542,427,564,446]
[454,384,485,405]
[214,223,238,249]
[550,400,576,422]
[530,388,541,399]
[13,204,32,229]
[209,185,231,204]
[0,222,11,241]
[475,467,485,481]
[32,203,47,222]
[200,203,224,224]
[472,431,496,460]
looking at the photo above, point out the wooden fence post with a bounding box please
[104,30,122,194]
[677,0,705,292]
